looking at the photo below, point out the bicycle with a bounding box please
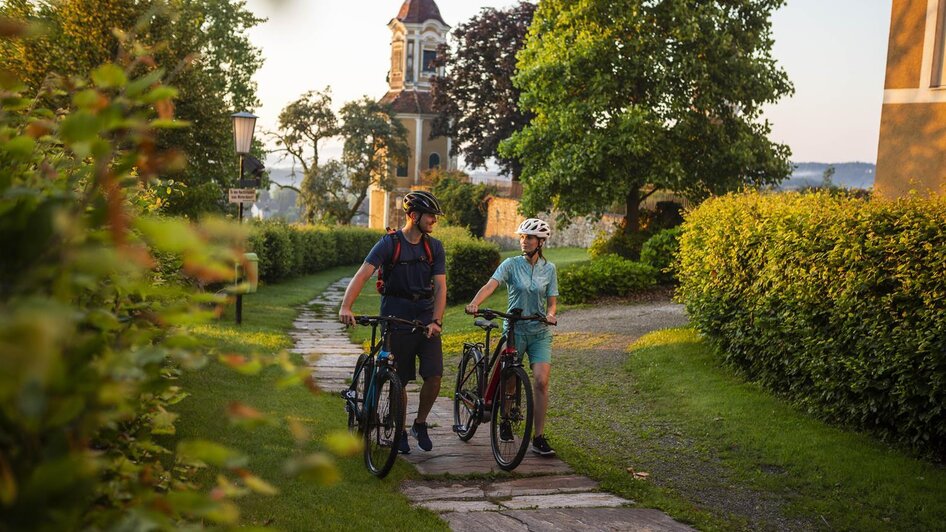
[342,315,425,478]
[452,307,551,471]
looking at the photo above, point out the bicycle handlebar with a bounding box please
[354,315,428,329]
[466,308,555,326]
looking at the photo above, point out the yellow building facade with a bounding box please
[369,0,456,229]
[876,0,946,197]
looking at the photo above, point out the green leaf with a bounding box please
[242,474,279,495]
[59,111,101,144]
[91,63,127,88]
[72,89,102,109]
[283,453,340,486]
[125,68,166,97]
[150,408,178,435]
[143,86,179,103]
[2,135,35,161]
[177,440,248,468]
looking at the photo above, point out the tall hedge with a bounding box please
[676,191,946,457]
[247,222,381,283]
[444,239,501,303]
[559,255,657,304]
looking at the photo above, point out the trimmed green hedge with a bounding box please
[445,238,501,304]
[247,221,381,282]
[676,191,946,457]
[559,254,657,304]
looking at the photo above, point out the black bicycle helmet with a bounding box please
[402,190,444,215]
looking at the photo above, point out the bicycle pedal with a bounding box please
[452,424,466,433]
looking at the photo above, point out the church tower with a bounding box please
[369,0,455,230]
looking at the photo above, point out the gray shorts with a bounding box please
[389,330,443,383]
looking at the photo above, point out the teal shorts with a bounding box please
[514,329,553,365]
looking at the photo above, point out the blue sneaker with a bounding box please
[398,430,411,454]
[411,422,433,451]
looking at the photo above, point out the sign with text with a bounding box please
[228,188,257,204]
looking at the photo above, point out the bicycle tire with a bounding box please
[490,365,533,471]
[453,346,484,441]
[364,368,404,478]
[347,354,372,433]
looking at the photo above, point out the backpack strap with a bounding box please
[375,229,436,298]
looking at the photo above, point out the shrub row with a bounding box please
[559,254,657,304]
[676,191,946,457]
[444,238,501,303]
[247,222,382,283]
[640,227,683,283]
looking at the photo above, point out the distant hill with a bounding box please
[783,162,875,190]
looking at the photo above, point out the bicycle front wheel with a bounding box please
[490,365,533,471]
[453,346,483,441]
[346,354,371,433]
[364,368,404,478]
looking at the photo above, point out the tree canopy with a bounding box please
[0,0,264,218]
[501,0,793,232]
[431,2,536,179]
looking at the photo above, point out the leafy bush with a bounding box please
[640,227,683,283]
[0,56,337,528]
[428,170,495,237]
[444,238,501,304]
[589,228,649,260]
[559,255,657,304]
[676,191,946,457]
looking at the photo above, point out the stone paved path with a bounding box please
[294,278,695,531]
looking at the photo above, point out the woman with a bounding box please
[465,218,559,456]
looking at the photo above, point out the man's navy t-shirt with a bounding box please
[365,230,446,325]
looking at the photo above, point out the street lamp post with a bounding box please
[231,111,257,325]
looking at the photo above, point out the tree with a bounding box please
[270,88,338,181]
[299,160,351,224]
[431,2,535,179]
[0,0,265,218]
[427,169,496,237]
[334,97,409,224]
[501,0,793,233]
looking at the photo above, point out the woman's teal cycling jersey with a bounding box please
[491,255,559,336]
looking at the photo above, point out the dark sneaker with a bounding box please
[499,421,514,442]
[411,422,433,451]
[532,435,556,456]
[398,430,411,454]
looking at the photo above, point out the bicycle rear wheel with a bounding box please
[346,354,371,433]
[453,346,484,441]
[490,365,533,471]
[364,368,404,478]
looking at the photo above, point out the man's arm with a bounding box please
[426,273,447,337]
[338,262,377,325]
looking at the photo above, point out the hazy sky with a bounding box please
[244,0,893,167]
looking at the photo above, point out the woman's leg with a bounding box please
[531,362,551,436]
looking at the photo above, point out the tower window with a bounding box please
[406,40,415,82]
[428,153,441,169]
[422,50,438,73]
[396,164,408,177]
[933,0,946,87]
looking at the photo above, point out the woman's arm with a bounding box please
[465,278,500,314]
[546,295,558,325]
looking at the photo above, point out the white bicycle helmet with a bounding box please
[515,218,552,239]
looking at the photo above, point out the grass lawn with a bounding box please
[166,267,446,531]
[549,327,946,531]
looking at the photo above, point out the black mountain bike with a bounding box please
[452,308,551,471]
[343,315,424,478]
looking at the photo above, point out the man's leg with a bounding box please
[415,375,441,424]
[410,335,443,451]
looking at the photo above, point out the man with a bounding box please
[338,190,446,454]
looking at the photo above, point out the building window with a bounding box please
[428,153,440,169]
[933,0,946,87]
[396,164,408,177]
[422,50,438,73]
[406,40,414,82]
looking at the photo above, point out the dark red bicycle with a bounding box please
[452,307,551,470]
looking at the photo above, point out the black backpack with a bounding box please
[375,228,434,300]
